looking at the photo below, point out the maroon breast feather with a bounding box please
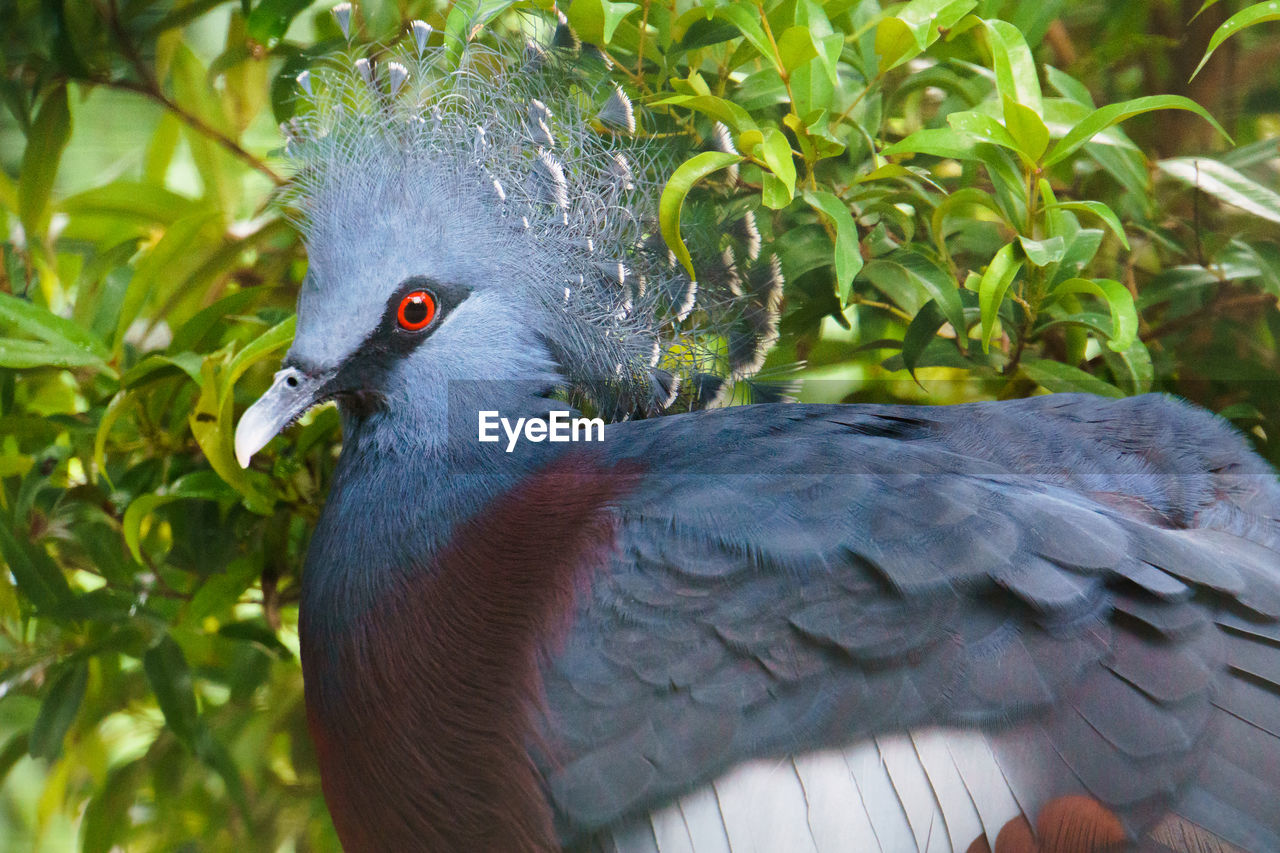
[304,451,639,852]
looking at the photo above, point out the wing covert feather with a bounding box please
[538,394,1280,851]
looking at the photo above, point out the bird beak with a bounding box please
[234,366,331,468]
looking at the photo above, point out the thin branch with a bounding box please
[95,0,283,186]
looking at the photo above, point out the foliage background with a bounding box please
[1,0,1279,850]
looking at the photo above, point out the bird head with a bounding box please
[235,22,782,468]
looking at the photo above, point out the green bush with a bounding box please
[1,0,1278,849]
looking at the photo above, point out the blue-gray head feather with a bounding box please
[277,24,778,418]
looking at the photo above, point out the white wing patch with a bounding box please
[605,728,1025,852]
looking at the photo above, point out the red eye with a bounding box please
[397,290,437,331]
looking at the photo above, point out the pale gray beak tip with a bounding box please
[233,366,329,468]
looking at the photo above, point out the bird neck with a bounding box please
[303,378,565,622]
[298,384,634,851]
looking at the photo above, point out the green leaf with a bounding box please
[1044,65,1095,107]
[861,252,968,335]
[19,85,72,239]
[122,352,205,389]
[1043,200,1130,249]
[874,18,918,73]
[82,760,146,853]
[875,0,977,72]
[113,210,224,352]
[189,557,260,621]
[902,298,949,377]
[815,32,843,86]
[1017,235,1066,267]
[1021,358,1124,396]
[1051,228,1105,285]
[946,110,1020,152]
[1002,96,1050,161]
[931,187,1009,245]
[29,662,88,760]
[978,243,1023,352]
[1191,0,1226,21]
[1044,95,1230,167]
[1158,157,1280,224]
[652,95,758,133]
[882,128,979,160]
[186,318,293,512]
[0,339,112,371]
[194,727,248,817]
[0,292,109,359]
[93,392,134,489]
[59,181,200,227]
[144,635,199,745]
[760,174,789,210]
[222,315,297,411]
[856,163,945,193]
[246,0,312,45]
[802,190,863,303]
[981,19,1042,114]
[123,471,238,563]
[1035,311,1115,341]
[0,734,30,786]
[776,26,819,71]
[598,0,640,42]
[759,128,797,201]
[1102,338,1154,395]
[1239,240,1280,299]
[1049,278,1138,351]
[659,152,744,278]
[218,620,292,658]
[714,5,775,65]
[1192,3,1280,79]
[0,520,73,612]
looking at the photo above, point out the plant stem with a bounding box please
[96,0,283,186]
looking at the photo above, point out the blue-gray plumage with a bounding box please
[234,15,1280,853]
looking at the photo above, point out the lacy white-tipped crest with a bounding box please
[280,25,780,416]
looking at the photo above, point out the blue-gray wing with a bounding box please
[534,393,1280,852]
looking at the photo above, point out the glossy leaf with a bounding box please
[715,5,775,65]
[803,190,863,303]
[875,0,977,72]
[902,298,949,377]
[0,520,73,612]
[1193,3,1280,79]
[1158,157,1280,224]
[653,95,758,133]
[28,662,88,760]
[0,292,109,358]
[882,128,980,160]
[246,0,313,45]
[1017,235,1066,267]
[1022,358,1124,396]
[1044,95,1230,167]
[1043,200,1130,249]
[978,243,1023,352]
[144,636,200,745]
[659,152,744,277]
[776,26,819,71]
[981,19,1042,113]
[1050,278,1138,351]
[760,128,797,202]
[18,85,71,238]
[1002,97,1050,160]
[123,471,238,563]
[946,110,1020,152]
[1102,338,1154,395]
[113,210,224,352]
